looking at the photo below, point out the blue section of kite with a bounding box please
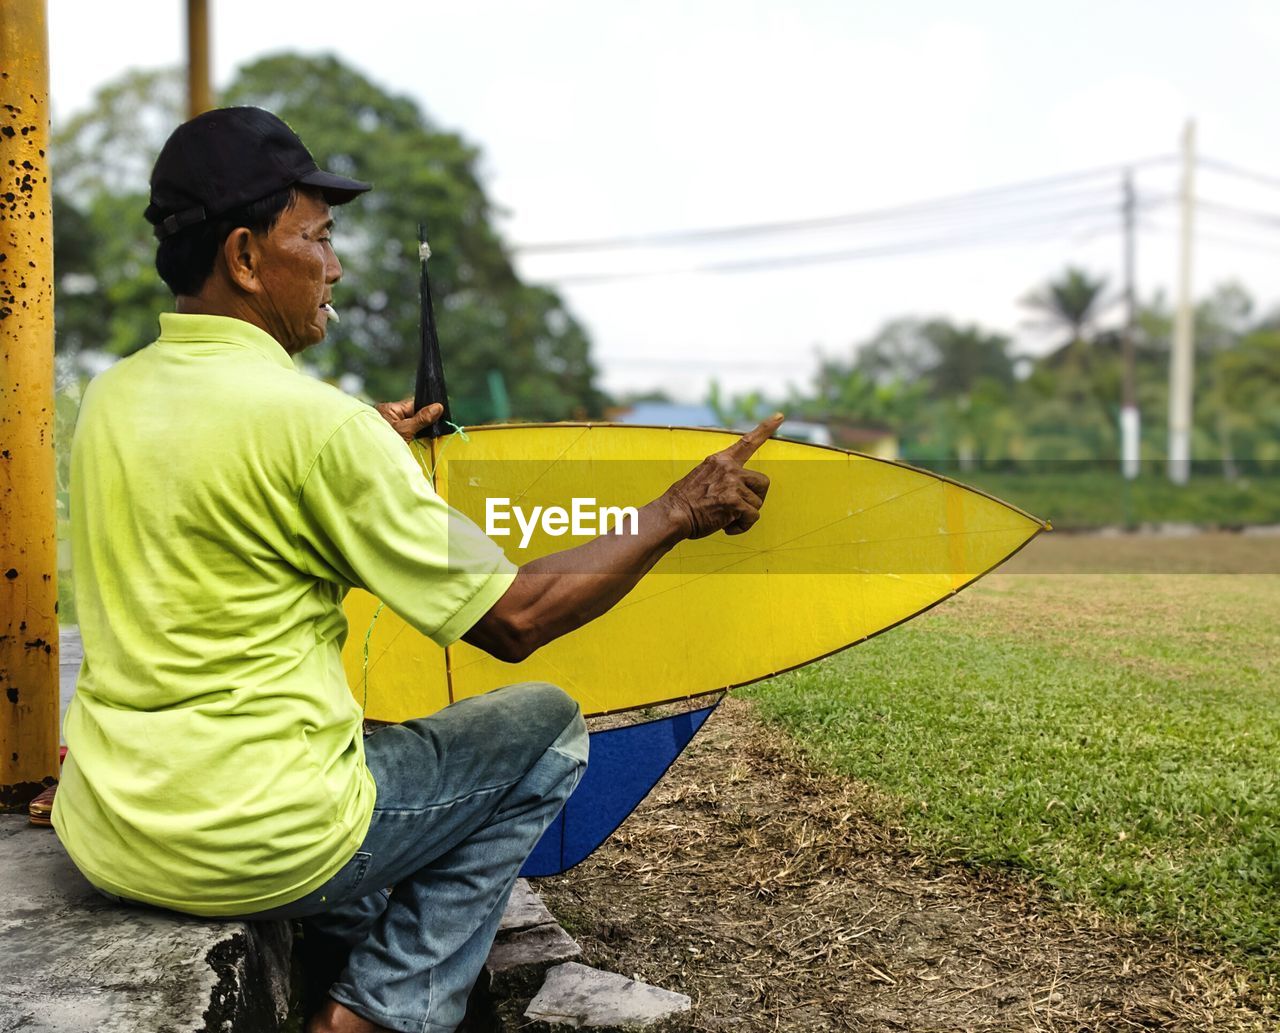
[520,701,720,877]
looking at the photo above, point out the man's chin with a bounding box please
[283,329,326,357]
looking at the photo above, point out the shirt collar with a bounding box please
[156,312,296,371]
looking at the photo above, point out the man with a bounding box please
[51,107,779,1033]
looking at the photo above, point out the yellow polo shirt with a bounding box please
[53,313,515,916]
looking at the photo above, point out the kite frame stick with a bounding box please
[445,421,1052,528]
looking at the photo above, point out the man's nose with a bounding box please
[326,249,342,284]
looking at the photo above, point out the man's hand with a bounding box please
[661,413,783,539]
[463,412,785,663]
[375,398,445,442]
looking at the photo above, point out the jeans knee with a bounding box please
[489,681,583,756]
[517,681,580,727]
[558,712,589,773]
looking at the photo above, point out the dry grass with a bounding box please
[535,697,1276,1032]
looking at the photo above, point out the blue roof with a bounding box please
[616,402,720,427]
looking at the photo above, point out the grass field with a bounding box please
[953,469,1280,530]
[741,533,1280,991]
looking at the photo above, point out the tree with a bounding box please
[917,319,1015,398]
[1197,282,1256,478]
[52,68,186,203]
[51,68,183,360]
[51,55,607,420]
[707,380,768,427]
[851,318,936,387]
[1020,266,1120,435]
[1211,326,1280,467]
[788,318,1014,463]
[1215,331,1280,425]
[1022,266,1110,344]
[848,318,1013,399]
[800,363,906,425]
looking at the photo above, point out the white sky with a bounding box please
[47,1,1280,402]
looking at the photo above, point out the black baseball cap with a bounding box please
[145,106,371,240]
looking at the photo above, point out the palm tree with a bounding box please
[1022,266,1110,344]
[1021,267,1111,407]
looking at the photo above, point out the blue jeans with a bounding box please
[246,682,588,1032]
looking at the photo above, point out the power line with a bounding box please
[518,185,1117,254]
[1196,198,1280,231]
[1198,156,1280,192]
[1199,231,1279,255]
[1147,220,1279,256]
[514,155,1174,255]
[537,203,1141,286]
[547,213,1128,284]
[538,183,1128,253]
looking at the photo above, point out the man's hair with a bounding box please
[154,186,298,296]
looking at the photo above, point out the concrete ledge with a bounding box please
[0,815,292,1033]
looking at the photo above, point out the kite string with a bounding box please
[410,421,470,481]
[362,423,469,716]
[361,601,385,717]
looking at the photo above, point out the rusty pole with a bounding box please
[0,0,60,810]
[186,0,213,118]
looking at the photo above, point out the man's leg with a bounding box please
[322,682,587,1033]
[296,891,389,1022]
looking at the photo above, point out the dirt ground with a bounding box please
[533,697,1276,1033]
[1000,529,1280,575]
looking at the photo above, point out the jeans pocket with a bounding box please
[233,849,378,921]
[263,849,376,918]
[324,849,374,900]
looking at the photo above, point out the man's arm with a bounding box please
[462,414,782,663]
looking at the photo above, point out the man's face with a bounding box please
[253,189,342,354]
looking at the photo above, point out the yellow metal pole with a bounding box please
[0,0,59,810]
[186,0,213,118]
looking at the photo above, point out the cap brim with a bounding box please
[298,169,371,205]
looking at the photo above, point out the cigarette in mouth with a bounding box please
[321,303,339,323]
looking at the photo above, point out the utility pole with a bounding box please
[0,0,60,811]
[186,0,213,118]
[1168,119,1196,485]
[1121,169,1139,480]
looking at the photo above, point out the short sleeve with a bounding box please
[295,410,516,646]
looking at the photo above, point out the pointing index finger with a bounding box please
[723,412,785,464]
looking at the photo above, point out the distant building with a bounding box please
[609,404,897,458]
[610,402,719,427]
[824,420,898,459]
[775,420,833,447]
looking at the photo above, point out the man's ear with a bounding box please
[221,227,261,294]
